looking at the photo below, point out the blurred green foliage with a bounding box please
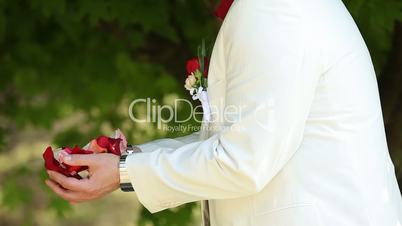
[0,0,401,226]
[343,0,402,72]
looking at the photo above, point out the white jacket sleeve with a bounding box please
[136,133,200,153]
[126,1,320,213]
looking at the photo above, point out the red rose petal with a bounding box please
[43,146,93,179]
[95,136,122,156]
[186,57,209,77]
[60,146,92,175]
[69,145,93,155]
[186,58,200,75]
[43,131,126,180]
[115,129,128,153]
[96,136,110,148]
[43,146,72,177]
[89,139,108,153]
[43,147,61,172]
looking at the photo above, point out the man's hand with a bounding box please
[45,153,120,204]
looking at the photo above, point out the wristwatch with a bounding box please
[119,144,141,192]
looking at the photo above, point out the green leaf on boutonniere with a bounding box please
[194,70,202,81]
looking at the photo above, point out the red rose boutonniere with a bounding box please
[186,57,209,78]
[184,41,211,122]
[43,129,127,179]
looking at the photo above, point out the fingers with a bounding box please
[45,179,83,202]
[45,153,116,202]
[62,154,98,166]
[47,170,90,191]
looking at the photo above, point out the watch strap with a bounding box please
[119,146,136,192]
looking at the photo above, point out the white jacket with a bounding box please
[126,0,402,225]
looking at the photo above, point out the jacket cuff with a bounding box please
[125,151,164,213]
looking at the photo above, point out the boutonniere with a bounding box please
[184,42,211,122]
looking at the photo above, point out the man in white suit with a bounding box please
[46,0,402,225]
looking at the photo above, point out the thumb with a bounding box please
[62,154,97,166]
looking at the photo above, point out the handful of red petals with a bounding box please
[43,129,127,179]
